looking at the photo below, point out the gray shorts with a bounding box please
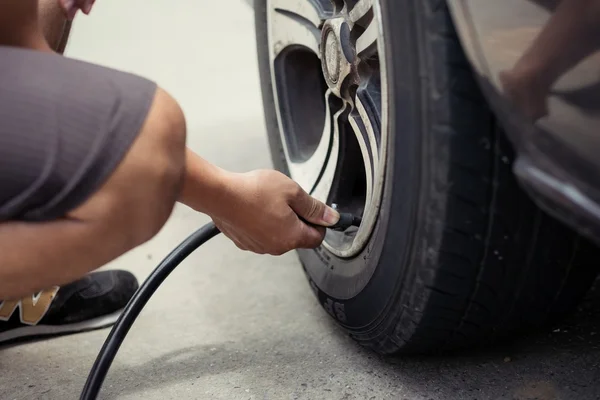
[0,45,157,222]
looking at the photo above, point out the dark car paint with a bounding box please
[448,0,600,243]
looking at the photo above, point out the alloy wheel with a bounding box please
[267,0,388,258]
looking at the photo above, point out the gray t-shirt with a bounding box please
[0,45,157,221]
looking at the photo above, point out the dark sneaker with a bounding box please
[0,270,138,344]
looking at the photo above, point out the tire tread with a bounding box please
[354,0,599,353]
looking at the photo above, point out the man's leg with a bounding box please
[0,1,185,343]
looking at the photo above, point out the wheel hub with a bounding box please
[320,18,358,100]
[323,30,340,83]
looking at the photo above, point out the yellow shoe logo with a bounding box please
[0,287,60,326]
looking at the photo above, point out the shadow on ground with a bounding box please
[94,284,600,400]
[385,282,600,400]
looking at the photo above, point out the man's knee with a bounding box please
[148,87,187,157]
[69,87,187,247]
[135,87,187,238]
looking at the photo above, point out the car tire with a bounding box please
[255,0,600,354]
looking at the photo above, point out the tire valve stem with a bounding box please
[329,203,362,231]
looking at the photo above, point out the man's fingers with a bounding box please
[214,218,265,254]
[294,221,326,249]
[289,185,339,227]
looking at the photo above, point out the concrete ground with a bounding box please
[2,0,600,399]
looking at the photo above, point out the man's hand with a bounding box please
[210,170,340,255]
[58,0,95,20]
[179,154,340,256]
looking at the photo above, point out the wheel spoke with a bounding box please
[345,0,379,58]
[347,91,381,205]
[355,15,378,57]
[269,0,328,58]
[355,90,381,156]
[310,102,349,202]
[348,0,373,23]
[287,90,335,192]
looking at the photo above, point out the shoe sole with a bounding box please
[0,308,123,344]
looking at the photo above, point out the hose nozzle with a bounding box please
[329,212,362,232]
[328,203,361,231]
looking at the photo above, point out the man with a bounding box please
[0,0,339,343]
